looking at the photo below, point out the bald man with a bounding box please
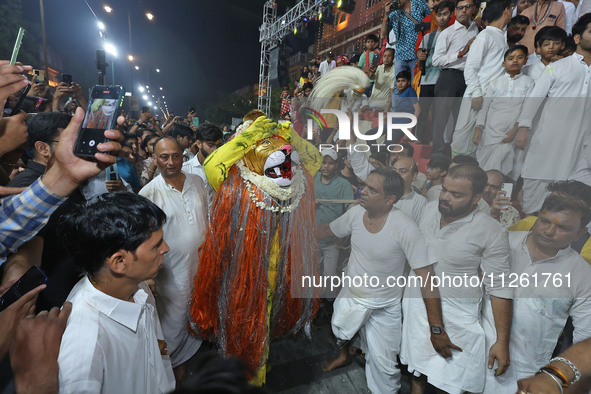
[392,157,427,223]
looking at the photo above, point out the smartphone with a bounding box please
[500,183,513,209]
[105,164,120,181]
[61,73,72,85]
[33,69,45,83]
[10,84,31,115]
[192,117,199,127]
[73,85,125,158]
[0,265,47,312]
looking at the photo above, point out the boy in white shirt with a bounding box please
[473,45,535,178]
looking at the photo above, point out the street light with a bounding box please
[155,68,160,73]
[134,65,139,70]
[97,21,106,30]
[148,101,152,106]
[146,12,154,21]
[143,95,148,100]
[103,5,113,13]
[139,86,145,93]
[104,42,117,57]
[127,54,134,62]
[159,87,163,90]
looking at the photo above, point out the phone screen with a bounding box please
[74,86,124,158]
[0,265,47,312]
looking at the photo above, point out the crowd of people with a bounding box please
[1,0,591,392]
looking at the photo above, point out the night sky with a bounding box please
[18,0,296,117]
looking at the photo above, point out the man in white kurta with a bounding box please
[318,169,451,393]
[483,195,591,393]
[400,164,513,394]
[451,5,512,156]
[140,138,207,373]
[516,16,591,214]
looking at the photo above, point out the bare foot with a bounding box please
[322,350,351,372]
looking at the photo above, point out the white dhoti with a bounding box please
[332,288,402,394]
[451,98,479,156]
[400,296,486,394]
[522,178,552,214]
[476,142,515,175]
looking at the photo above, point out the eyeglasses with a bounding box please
[456,4,474,10]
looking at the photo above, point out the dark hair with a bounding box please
[561,34,577,55]
[508,14,530,27]
[547,180,591,207]
[196,124,223,142]
[428,154,451,172]
[399,142,414,157]
[122,133,138,148]
[366,34,379,43]
[396,70,412,81]
[20,96,50,113]
[434,0,455,14]
[504,44,529,60]
[60,192,166,276]
[482,0,511,23]
[165,123,193,140]
[369,168,405,203]
[447,163,488,195]
[369,150,389,166]
[26,112,71,149]
[140,132,157,152]
[534,26,567,48]
[540,194,591,228]
[302,82,314,91]
[451,154,479,166]
[572,12,591,38]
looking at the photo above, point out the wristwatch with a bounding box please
[430,325,444,335]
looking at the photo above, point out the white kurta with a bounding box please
[139,173,207,367]
[330,205,431,393]
[58,278,176,394]
[431,20,479,71]
[452,26,509,156]
[394,190,427,224]
[482,231,591,393]
[522,54,547,81]
[476,72,535,175]
[519,53,591,181]
[400,202,512,394]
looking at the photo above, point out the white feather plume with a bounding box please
[307,66,370,111]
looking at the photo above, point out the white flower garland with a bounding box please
[236,159,305,213]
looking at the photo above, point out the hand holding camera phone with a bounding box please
[73,85,124,158]
[0,266,47,312]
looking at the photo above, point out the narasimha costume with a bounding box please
[189,114,322,384]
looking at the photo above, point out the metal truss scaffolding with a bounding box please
[257,0,327,116]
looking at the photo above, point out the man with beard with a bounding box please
[182,124,223,188]
[506,15,530,47]
[140,138,208,383]
[400,163,513,394]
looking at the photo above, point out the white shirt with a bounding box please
[330,205,431,307]
[425,184,442,202]
[82,170,133,200]
[139,173,207,366]
[558,0,577,34]
[477,73,535,145]
[319,59,336,75]
[464,26,508,98]
[395,190,427,224]
[519,53,591,180]
[58,278,175,394]
[181,154,208,187]
[522,54,547,81]
[432,20,479,71]
[371,64,397,99]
